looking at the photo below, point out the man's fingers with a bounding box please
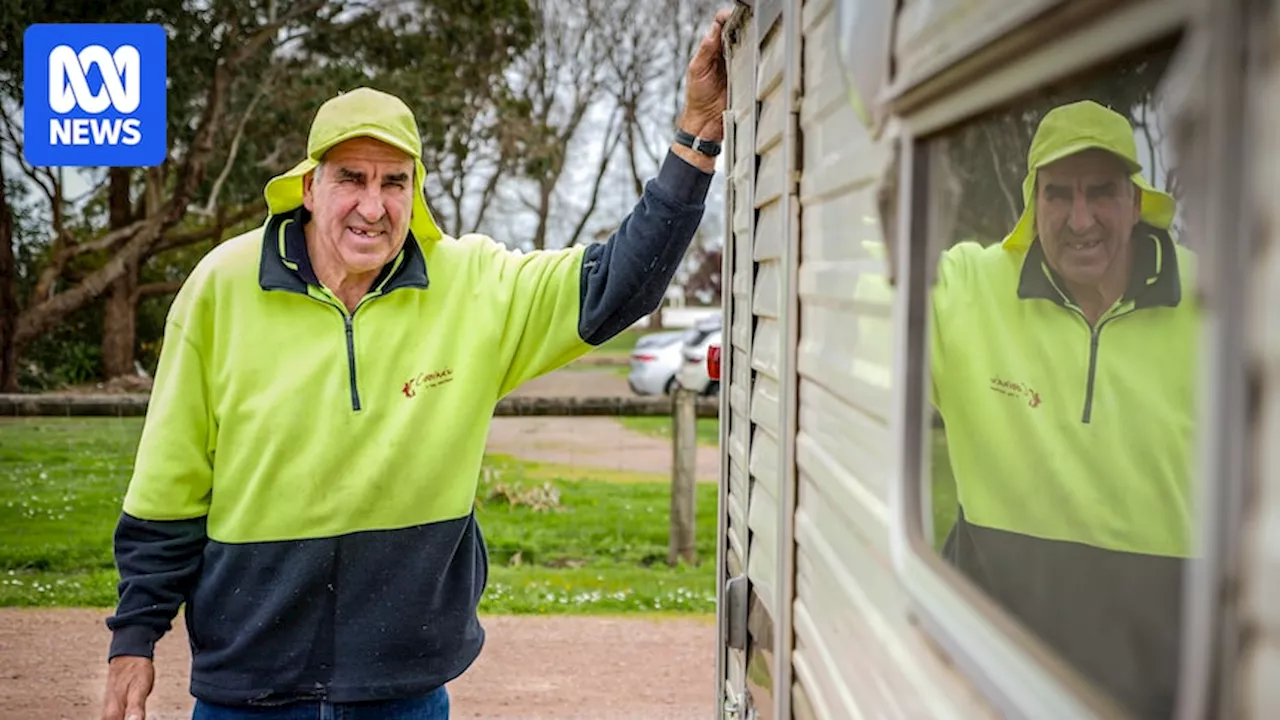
[696,9,731,59]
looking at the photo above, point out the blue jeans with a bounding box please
[191,687,449,720]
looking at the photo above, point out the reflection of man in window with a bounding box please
[930,100,1197,718]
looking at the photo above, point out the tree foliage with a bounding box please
[0,0,537,389]
[937,41,1179,248]
[0,0,724,388]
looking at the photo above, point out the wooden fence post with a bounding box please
[669,387,698,565]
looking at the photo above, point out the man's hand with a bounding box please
[674,7,733,172]
[101,656,155,720]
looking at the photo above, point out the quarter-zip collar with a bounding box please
[1013,223,1183,425]
[1016,223,1182,311]
[256,208,431,413]
[258,208,430,296]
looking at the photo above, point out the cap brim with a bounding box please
[310,126,420,163]
[1033,139,1144,176]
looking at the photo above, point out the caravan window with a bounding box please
[911,37,1203,718]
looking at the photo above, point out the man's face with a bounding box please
[1034,149,1142,290]
[302,137,415,276]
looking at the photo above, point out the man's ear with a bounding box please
[302,170,316,211]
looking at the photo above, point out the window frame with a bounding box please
[878,0,1241,717]
[1165,2,1257,718]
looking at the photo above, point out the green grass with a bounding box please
[0,419,139,575]
[619,416,720,447]
[0,415,961,610]
[586,328,680,358]
[592,329,645,354]
[0,418,717,613]
[484,453,668,484]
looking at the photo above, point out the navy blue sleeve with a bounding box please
[105,513,208,659]
[577,150,714,345]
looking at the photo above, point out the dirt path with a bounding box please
[0,610,715,720]
[486,416,719,481]
[507,366,634,398]
[489,368,721,482]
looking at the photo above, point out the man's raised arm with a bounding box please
[495,8,733,395]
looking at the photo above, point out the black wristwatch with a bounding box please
[675,128,722,157]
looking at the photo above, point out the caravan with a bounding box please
[708,0,1278,718]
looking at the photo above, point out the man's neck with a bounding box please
[1064,243,1134,325]
[304,228,378,313]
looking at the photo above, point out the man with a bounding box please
[100,8,733,720]
[931,100,1198,718]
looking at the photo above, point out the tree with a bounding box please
[0,159,15,387]
[500,0,617,251]
[0,0,331,389]
[0,0,537,387]
[684,246,722,306]
[937,43,1179,248]
[609,0,721,196]
[597,0,723,328]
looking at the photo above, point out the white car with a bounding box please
[675,327,722,396]
[626,331,686,395]
[627,321,722,396]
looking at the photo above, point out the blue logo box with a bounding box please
[23,24,167,167]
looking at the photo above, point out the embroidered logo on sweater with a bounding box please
[402,368,454,398]
[990,376,1041,409]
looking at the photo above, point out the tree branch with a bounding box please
[1137,104,1160,188]
[983,123,1019,228]
[146,205,261,258]
[27,217,152,305]
[226,0,328,66]
[421,192,446,235]
[132,280,185,303]
[69,170,110,207]
[626,107,645,197]
[13,9,302,346]
[0,112,56,210]
[15,214,168,347]
[518,191,542,214]
[471,156,507,233]
[566,107,624,246]
[197,77,272,217]
[166,35,252,224]
[632,106,662,169]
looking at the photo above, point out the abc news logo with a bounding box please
[48,44,144,146]
[23,24,166,167]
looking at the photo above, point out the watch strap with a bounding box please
[675,128,722,157]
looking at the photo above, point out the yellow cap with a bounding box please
[1001,100,1176,250]
[263,87,443,243]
